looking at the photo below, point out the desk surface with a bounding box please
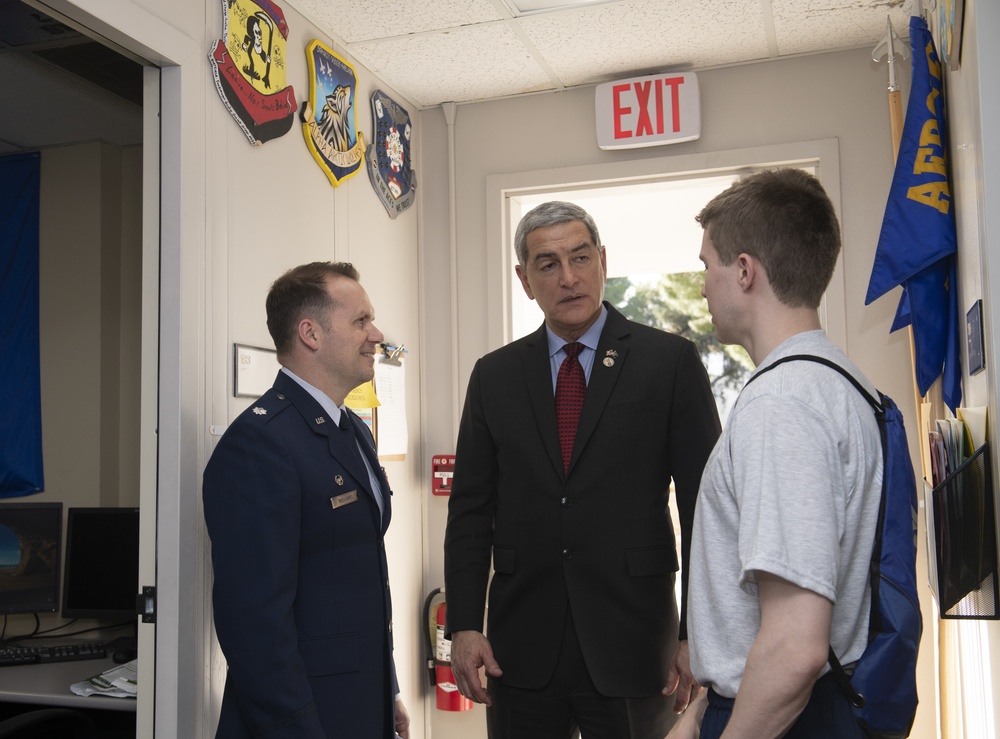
[0,653,136,713]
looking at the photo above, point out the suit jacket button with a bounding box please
[562,548,572,559]
[561,496,571,507]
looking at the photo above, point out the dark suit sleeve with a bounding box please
[443,359,498,635]
[668,340,722,639]
[203,419,327,738]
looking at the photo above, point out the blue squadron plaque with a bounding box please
[366,90,416,218]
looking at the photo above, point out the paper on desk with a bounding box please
[70,659,137,698]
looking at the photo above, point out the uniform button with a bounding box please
[560,497,571,507]
[389,620,393,632]
[562,549,572,559]
[385,577,390,590]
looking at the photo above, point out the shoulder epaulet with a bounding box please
[244,390,291,423]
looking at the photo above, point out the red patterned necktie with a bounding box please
[555,342,586,473]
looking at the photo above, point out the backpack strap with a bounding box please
[744,354,882,413]
[743,352,880,710]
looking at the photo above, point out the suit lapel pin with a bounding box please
[335,475,345,486]
[603,349,618,367]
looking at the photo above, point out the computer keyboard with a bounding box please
[0,641,106,667]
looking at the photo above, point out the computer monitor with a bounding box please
[61,507,139,621]
[0,502,62,616]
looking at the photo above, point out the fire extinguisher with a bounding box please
[423,587,472,712]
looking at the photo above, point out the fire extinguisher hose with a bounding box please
[422,587,442,687]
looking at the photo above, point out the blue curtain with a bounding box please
[0,151,44,497]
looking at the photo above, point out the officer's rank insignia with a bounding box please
[366,90,416,218]
[208,0,297,146]
[300,40,365,186]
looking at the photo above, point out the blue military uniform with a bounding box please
[204,370,396,738]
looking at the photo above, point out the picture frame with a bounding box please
[967,299,985,375]
[233,343,281,398]
[937,0,966,70]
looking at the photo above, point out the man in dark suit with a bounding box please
[203,262,409,739]
[444,202,721,738]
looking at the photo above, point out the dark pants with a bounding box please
[700,671,864,739]
[486,608,675,739]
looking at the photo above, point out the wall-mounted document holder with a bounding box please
[932,441,1000,619]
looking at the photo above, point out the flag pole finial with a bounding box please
[872,16,908,93]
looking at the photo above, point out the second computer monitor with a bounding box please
[61,507,139,621]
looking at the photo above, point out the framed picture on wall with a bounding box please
[233,344,281,398]
[937,0,966,70]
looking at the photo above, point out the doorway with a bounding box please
[0,2,154,736]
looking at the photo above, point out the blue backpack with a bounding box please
[748,355,921,739]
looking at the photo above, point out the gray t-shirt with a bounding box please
[688,330,883,699]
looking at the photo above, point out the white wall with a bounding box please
[938,0,1000,735]
[417,47,939,738]
[25,142,142,642]
[38,142,141,511]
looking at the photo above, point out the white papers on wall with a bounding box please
[374,354,407,459]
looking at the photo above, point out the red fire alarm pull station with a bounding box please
[432,455,456,496]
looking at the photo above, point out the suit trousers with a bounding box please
[486,607,675,739]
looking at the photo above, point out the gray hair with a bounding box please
[514,201,602,267]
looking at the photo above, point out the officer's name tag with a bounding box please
[330,490,359,509]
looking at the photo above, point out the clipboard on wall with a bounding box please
[345,343,408,459]
[373,344,407,460]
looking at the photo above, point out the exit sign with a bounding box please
[595,72,700,150]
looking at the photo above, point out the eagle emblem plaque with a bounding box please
[300,40,365,187]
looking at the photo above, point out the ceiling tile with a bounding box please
[771,0,911,56]
[351,23,554,107]
[293,0,504,43]
[520,0,771,87]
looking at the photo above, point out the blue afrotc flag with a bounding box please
[0,151,45,496]
[867,15,961,412]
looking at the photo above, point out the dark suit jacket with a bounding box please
[444,304,720,696]
[204,371,396,739]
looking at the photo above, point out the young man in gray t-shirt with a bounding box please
[671,169,881,739]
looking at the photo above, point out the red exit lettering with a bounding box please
[613,77,685,140]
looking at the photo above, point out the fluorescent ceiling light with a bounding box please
[502,0,621,16]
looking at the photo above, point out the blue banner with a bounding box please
[0,151,44,497]
[867,16,961,411]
